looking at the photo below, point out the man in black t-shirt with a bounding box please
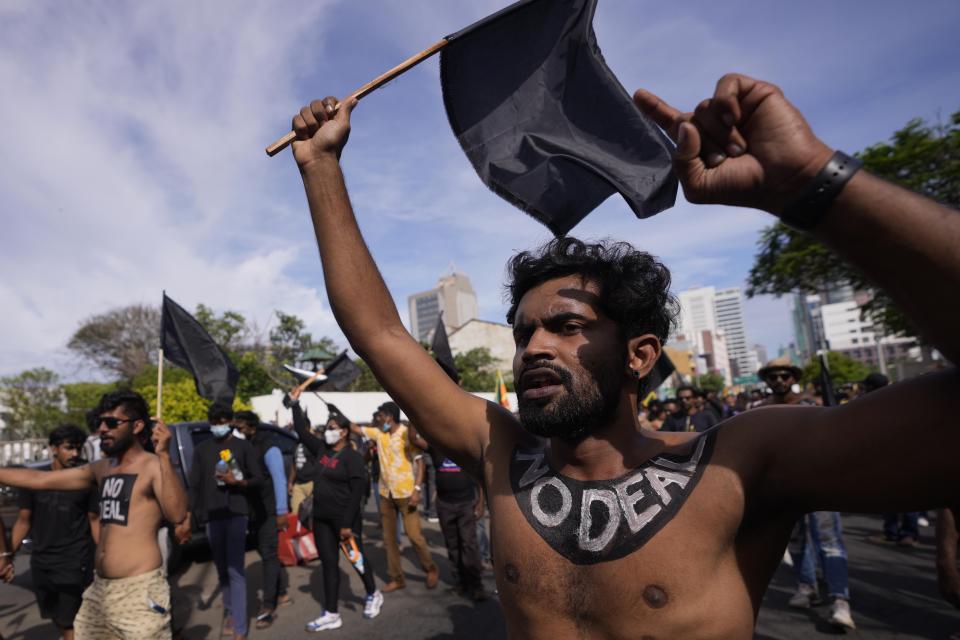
[428,445,487,601]
[10,425,99,640]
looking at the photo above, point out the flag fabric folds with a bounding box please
[318,352,364,392]
[495,370,511,410]
[430,314,459,382]
[161,294,239,406]
[440,0,677,237]
[645,353,676,392]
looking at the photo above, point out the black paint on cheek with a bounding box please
[504,563,520,584]
[642,584,669,609]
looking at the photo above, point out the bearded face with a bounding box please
[516,353,624,441]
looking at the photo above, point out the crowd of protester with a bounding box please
[0,359,958,637]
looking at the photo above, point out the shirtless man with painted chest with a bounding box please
[0,390,188,639]
[287,72,960,638]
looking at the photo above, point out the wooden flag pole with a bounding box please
[295,371,325,395]
[157,348,164,420]
[265,38,450,157]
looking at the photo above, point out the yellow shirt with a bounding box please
[362,424,417,499]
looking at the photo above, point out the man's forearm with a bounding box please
[0,467,91,491]
[157,453,188,524]
[301,158,408,354]
[11,514,30,554]
[814,170,960,363]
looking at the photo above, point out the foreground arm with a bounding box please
[635,73,960,363]
[151,419,188,525]
[0,519,11,582]
[291,99,513,475]
[937,508,960,608]
[0,465,95,492]
[10,508,30,554]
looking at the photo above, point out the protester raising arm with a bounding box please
[289,388,324,457]
[0,463,96,493]
[150,418,188,526]
[291,99,515,476]
[634,74,960,512]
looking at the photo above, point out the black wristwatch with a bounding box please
[779,150,862,230]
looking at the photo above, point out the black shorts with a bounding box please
[32,565,91,629]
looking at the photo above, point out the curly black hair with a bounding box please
[505,237,678,343]
[96,390,151,426]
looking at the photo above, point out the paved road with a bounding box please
[2,508,959,639]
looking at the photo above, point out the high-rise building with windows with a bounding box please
[408,272,479,343]
[675,286,733,385]
[714,287,756,379]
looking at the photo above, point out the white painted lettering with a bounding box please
[614,471,662,533]
[578,488,620,552]
[644,468,690,506]
[516,452,550,489]
[530,476,572,528]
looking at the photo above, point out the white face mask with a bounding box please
[324,430,343,445]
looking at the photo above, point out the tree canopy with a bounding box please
[747,109,960,338]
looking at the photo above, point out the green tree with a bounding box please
[67,305,160,381]
[349,359,384,392]
[694,372,726,394]
[194,304,248,352]
[136,378,250,424]
[454,347,507,392]
[61,381,119,429]
[800,351,872,387]
[0,368,65,438]
[234,351,275,402]
[747,110,960,338]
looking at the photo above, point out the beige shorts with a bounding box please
[74,569,171,640]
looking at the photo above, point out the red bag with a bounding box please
[279,513,317,566]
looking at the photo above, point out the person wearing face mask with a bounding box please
[287,387,383,632]
[187,403,263,640]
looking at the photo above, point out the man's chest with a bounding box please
[97,471,146,526]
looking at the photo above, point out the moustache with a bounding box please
[517,361,573,393]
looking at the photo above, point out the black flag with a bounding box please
[161,294,239,406]
[817,352,837,407]
[646,353,676,392]
[440,0,677,237]
[318,352,364,392]
[430,313,459,382]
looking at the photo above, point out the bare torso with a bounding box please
[484,421,794,639]
[92,453,165,578]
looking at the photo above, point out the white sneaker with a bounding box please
[363,590,384,619]
[306,610,342,632]
[788,583,818,609]
[828,598,856,630]
[918,516,930,527]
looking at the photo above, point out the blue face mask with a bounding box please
[211,425,232,439]
[380,421,391,432]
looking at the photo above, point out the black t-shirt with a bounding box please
[430,449,476,504]
[312,445,367,528]
[188,436,263,523]
[18,485,97,579]
[293,442,318,484]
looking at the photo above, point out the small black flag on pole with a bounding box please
[161,294,239,406]
[430,313,459,382]
[319,351,364,392]
[817,351,837,407]
[440,0,677,237]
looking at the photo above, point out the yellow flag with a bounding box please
[495,370,511,410]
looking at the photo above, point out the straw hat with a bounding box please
[758,357,802,380]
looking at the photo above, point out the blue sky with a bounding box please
[1,0,959,378]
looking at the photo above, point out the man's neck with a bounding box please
[51,459,64,471]
[547,406,660,482]
[388,422,400,435]
[112,441,145,465]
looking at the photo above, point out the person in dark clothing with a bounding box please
[288,387,383,632]
[188,404,263,640]
[9,425,99,640]
[430,446,487,601]
[661,386,718,432]
[234,411,292,628]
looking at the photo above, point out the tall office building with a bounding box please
[675,286,733,385]
[714,287,756,379]
[408,272,479,343]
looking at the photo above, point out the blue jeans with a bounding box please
[789,512,850,600]
[883,512,919,541]
[207,514,248,635]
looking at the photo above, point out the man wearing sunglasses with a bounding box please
[0,390,187,639]
[757,358,806,406]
